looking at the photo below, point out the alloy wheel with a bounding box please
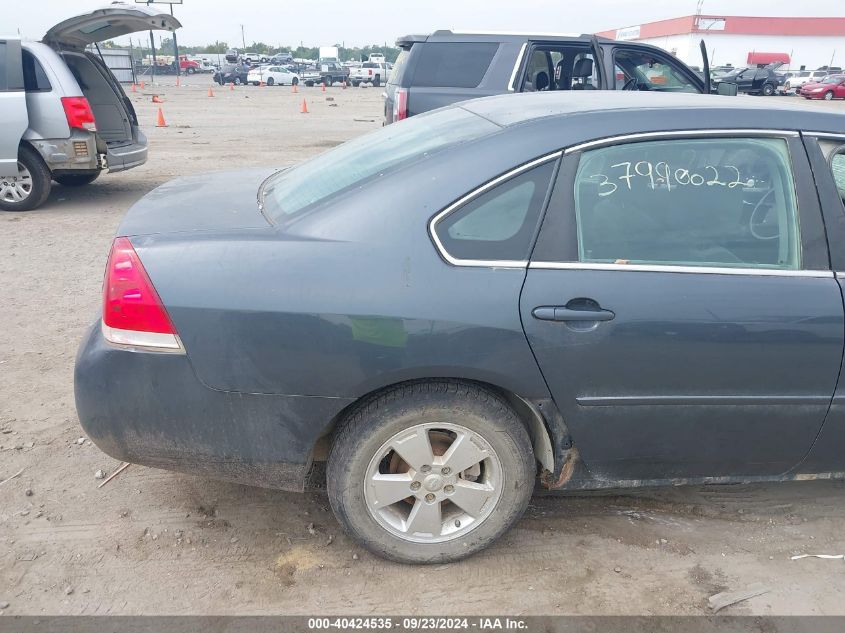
[0,162,33,204]
[364,422,503,544]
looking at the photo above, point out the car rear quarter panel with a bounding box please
[135,131,557,402]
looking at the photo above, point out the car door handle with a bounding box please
[532,305,615,322]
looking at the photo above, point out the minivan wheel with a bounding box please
[327,381,535,564]
[55,172,100,187]
[762,83,775,96]
[0,146,51,212]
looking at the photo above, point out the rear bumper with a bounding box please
[28,130,100,171]
[74,322,353,492]
[106,129,148,172]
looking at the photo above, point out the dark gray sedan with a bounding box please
[75,92,845,563]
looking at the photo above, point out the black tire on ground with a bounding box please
[292,77,299,86]
[267,77,275,86]
[352,81,360,87]
[327,380,536,564]
[234,77,242,85]
[324,76,333,87]
[0,145,51,212]
[55,172,100,187]
[373,75,381,87]
[761,83,775,96]
[824,91,835,100]
[187,68,195,75]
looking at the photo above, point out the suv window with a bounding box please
[263,106,499,221]
[573,137,801,269]
[412,42,499,88]
[434,161,556,262]
[387,48,409,86]
[614,49,699,92]
[22,50,50,92]
[826,145,845,206]
[0,42,6,91]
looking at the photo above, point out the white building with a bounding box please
[597,15,845,71]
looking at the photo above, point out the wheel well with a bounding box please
[312,378,556,473]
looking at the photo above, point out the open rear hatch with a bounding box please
[43,3,181,50]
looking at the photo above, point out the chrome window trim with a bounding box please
[529,262,832,278]
[804,131,845,141]
[428,151,562,268]
[508,43,527,92]
[564,129,800,154]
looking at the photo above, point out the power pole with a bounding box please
[240,25,246,50]
[171,3,180,76]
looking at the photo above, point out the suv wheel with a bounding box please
[55,172,100,187]
[327,381,536,563]
[0,146,51,212]
[762,83,775,96]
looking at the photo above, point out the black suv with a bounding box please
[384,30,710,124]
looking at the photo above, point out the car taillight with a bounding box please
[393,88,408,122]
[101,237,182,351]
[368,69,373,76]
[61,96,97,132]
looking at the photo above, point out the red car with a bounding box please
[800,75,845,100]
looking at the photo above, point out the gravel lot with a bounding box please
[1,77,845,616]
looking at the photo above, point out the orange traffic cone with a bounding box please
[131,83,137,93]
[156,107,167,127]
[140,80,145,90]
[152,94,163,103]
[300,98,308,113]
[208,86,214,97]
[176,75,181,87]
[259,81,265,87]
[321,82,326,92]
[230,82,235,90]
[292,83,298,94]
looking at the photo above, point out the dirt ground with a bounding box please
[2,77,845,616]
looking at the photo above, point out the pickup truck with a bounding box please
[350,62,390,87]
[301,61,350,87]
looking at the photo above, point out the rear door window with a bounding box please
[387,48,409,85]
[412,42,499,88]
[573,137,801,269]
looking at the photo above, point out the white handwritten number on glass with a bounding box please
[589,161,751,197]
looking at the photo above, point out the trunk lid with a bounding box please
[43,3,181,49]
[117,168,278,237]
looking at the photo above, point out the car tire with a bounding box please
[762,83,775,96]
[352,81,360,87]
[327,380,536,564]
[267,77,275,86]
[292,77,299,86]
[324,77,333,87]
[187,68,195,75]
[0,145,51,212]
[373,75,381,87]
[824,91,835,101]
[55,172,100,187]
[234,77,242,86]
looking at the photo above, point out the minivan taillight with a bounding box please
[101,237,182,351]
[393,88,408,122]
[61,96,97,132]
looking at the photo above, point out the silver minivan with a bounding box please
[1,3,180,211]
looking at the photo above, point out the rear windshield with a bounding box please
[411,42,499,88]
[387,48,410,86]
[261,107,499,222]
[363,62,379,68]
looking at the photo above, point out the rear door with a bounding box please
[0,39,27,178]
[520,131,843,481]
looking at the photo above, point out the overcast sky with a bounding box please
[15,0,845,48]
